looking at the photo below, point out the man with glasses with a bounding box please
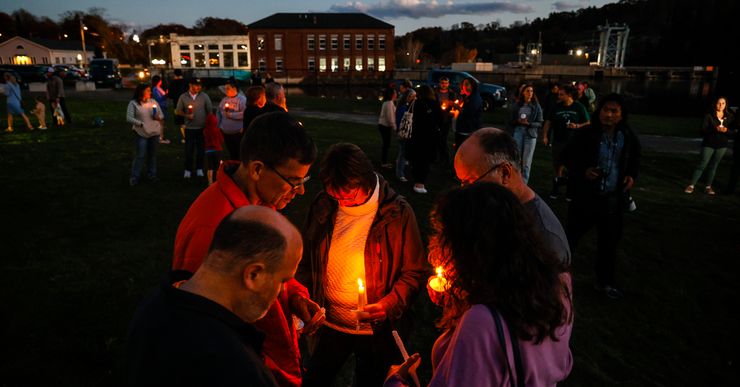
[173,111,322,387]
[298,143,426,387]
[454,127,571,267]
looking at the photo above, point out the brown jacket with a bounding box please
[297,175,428,330]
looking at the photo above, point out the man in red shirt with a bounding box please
[173,111,323,387]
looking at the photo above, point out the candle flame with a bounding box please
[358,278,365,292]
[436,266,444,278]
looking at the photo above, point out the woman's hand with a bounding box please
[385,353,421,387]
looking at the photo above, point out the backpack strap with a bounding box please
[485,304,525,387]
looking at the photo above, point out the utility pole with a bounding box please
[79,18,88,69]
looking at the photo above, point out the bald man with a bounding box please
[127,206,302,387]
[454,127,571,267]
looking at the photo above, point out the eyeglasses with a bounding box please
[458,163,504,187]
[267,165,310,192]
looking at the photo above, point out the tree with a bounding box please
[192,17,248,35]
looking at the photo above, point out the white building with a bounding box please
[169,33,250,70]
[0,36,96,66]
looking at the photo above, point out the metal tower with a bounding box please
[597,23,629,68]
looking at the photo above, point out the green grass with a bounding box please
[1,91,738,386]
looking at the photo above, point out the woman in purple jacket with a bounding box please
[387,183,573,387]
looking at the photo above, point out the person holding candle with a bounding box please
[298,143,427,387]
[173,112,323,387]
[176,78,213,179]
[685,96,735,195]
[219,80,247,160]
[454,77,483,149]
[126,83,164,186]
[386,183,573,387]
[507,84,543,183]
[454,127,571,267]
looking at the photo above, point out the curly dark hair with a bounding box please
[429,183,571,343]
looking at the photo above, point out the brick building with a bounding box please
[247,13,394,80]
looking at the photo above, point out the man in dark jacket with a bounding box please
[127,206,302,387]
[298,143,427,387]
[561,93,641,299]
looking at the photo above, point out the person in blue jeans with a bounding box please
[395,81,415,182]
[508,84,543,183]
[126,84,164,186]
[685,96,735,195]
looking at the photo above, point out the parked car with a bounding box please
[426,69,507,111]
[89,58,122,88]
[54,64,88,86]
[0,64,48,86]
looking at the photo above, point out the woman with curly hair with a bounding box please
[386,183,573,387]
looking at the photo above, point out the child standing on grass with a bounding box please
[32,97,47,130]
[203,111,222,185]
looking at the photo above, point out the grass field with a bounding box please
[1,89,738,386]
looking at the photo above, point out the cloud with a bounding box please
[329,1,534,19]
[552,1,588,12]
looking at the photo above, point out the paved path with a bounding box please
[290,108,730,155]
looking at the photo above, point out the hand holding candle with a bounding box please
[392,330,421,387]
[428,266,448,292]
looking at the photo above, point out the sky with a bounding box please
[2,0,614,35]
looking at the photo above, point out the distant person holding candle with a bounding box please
[126,83,164,186]
[454,127,571,267]
[173,112,322,387]
[386,183,573,387]
[685,96,735,195]
[506,84,543,183]
[176,78,213,179]
[219,79,246,160]
[299,143,426,387]
[127,206,303,387]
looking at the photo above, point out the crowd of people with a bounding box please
[1,67,736,385]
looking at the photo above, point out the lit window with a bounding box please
[343,57,350,71]
[355,57,362,71]
[208,52,220,67]
[378,57,386,72]
[367,57,375,71]
[319,57,327,72]
[195,52,205,67]
[180,54,192,67]
[257,35,265,50]
[331,57,338,72]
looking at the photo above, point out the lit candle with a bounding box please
[357,278,366,311]
[152,104,157,119]
[224,102,230,111]
[187,104,193,114]
[428,266,448,292]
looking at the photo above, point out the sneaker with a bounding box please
[183,170,192,179]
[705,186,716,195]
[4,127,13,133]
[159,138,171,144]
[196,169,205,177]
[684,185,694,194]
[413,186,428,194]
[38,126,48,130]
[398,176,408,182]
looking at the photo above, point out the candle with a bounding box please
[357,278,366,311]
[224,102,230,111]
[392,330,421,387]
[428,266,448,292]
[187,104,193,114]
[152,104,157,119]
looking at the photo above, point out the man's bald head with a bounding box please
[205,206,300,276]
[455,128,521,185]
